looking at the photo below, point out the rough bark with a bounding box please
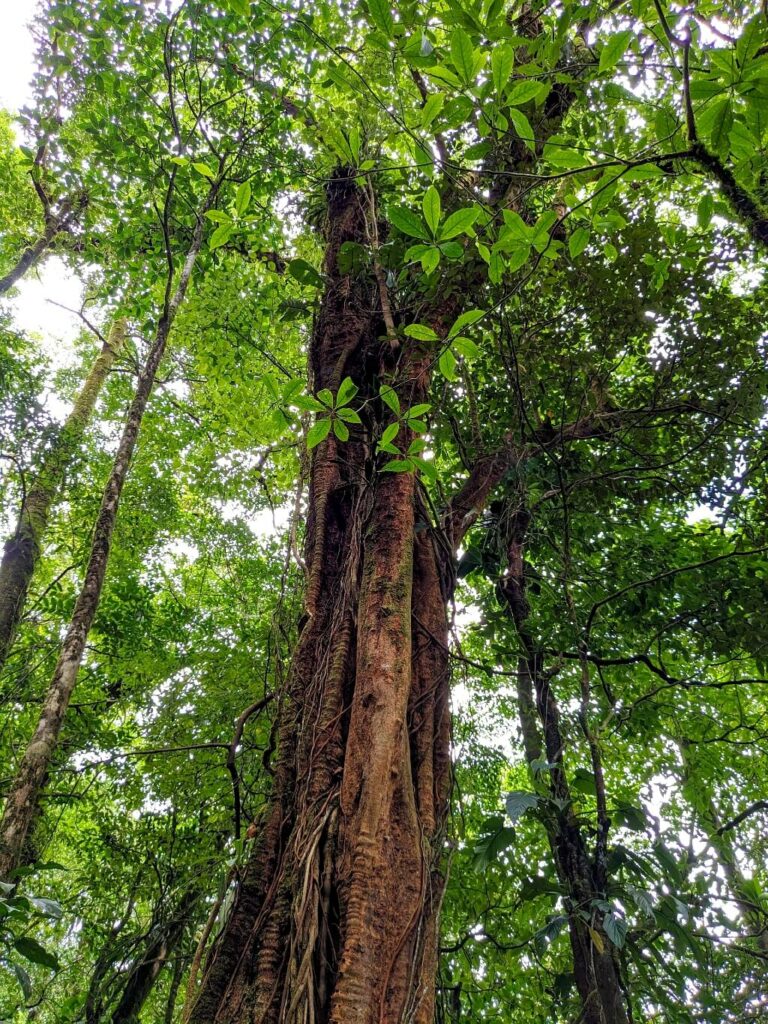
[0,192,213,879]
[188,171,453,1024]
[187,19,592,1015]
[500,502,629,1024]
[0,318,126,673]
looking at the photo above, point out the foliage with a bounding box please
[0,0,767,1021]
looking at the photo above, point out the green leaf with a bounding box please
[292,395,326,413]
[405,243,432,263]
[453,336,480,359]
[543,137,587,168]
[205,209,231,223]
[421,93,445,128]
[368,0,394,37]
[507,80,545,106]
[380,422,400,447]
[411,455,437,481]
[407,403,431,417]
[13,964,32,1000]
[209,223,233,250]
[348,125,361,164]
[438,347,457,381]
[450,308,484,336]
[421,247,440,274]
[439,206,478,240]
[193,162,216,180]
[380,386,400,415]
[29,897,63,919]
[603,911,627,949]
[335,407,361,423]
[14,937,58,970]
[404,323,439,341]
[505,790,539,822]
[307,417,331,448]
[422,186,441,235]
[491,43,514,95]
[450,27,476,85]
[508,107,535,151]
[697,193,714,229]
[440,240,464,259]
[317,388,334,408]
[569,226,590,257]
[336,376,358,407]
[598,30,632,74]
[381,459,412,472]
[227,0,250,13]
[288,258,324,288]
[388,205,429,240]
[333,418,350,441]
[698,97,733,157]
[235,180,251,216]
[506,246,530,272]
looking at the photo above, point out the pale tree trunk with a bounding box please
[0,190,214,879]
[0,318,127,672]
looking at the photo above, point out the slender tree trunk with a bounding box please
[678,739,768,952]
[188,170,453,1024]
[0,319,126,673]
[0,197,80,296]
[500,502,629,1024]
[0,195,213,880]
[110,889,199,1024]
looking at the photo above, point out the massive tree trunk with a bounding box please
[500,500,630,1024]
[0,318,126,673]
[188,170,453,1024]
[0,195,213,880]
[187,17,590,1017]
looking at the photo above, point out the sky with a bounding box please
[1,1,84,371]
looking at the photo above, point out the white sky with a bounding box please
[1,2,85,374]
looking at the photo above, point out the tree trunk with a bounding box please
[110,889,198,1024]
[0,196,81,296]
[0,194,213,879]
[0,318,126,673]
[678,739,768,952]
[188,170,453,1024]
[500,502,629,1024]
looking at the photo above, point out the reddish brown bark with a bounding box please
[188,171,453,1024]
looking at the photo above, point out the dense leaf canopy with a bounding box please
[1,1,767,1022]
